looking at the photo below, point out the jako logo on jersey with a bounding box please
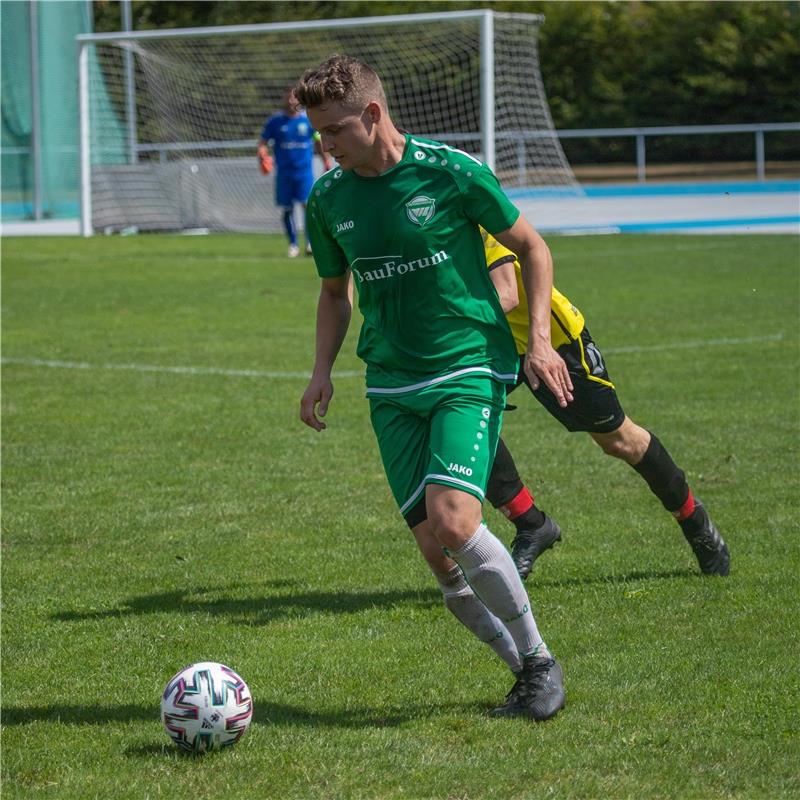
[405,195,436,227]
[336,220,354,232]
[448,463,473,476]
[352,250,450,283]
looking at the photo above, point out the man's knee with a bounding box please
[426,486,483,550]
[595,434,631,460]
[411,520,457,573]
[592,418,650,464]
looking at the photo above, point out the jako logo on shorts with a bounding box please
[448,463,473,476]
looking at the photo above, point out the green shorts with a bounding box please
[368,375,507,517]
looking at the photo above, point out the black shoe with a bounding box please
[680,500,730,576]
[490,654,565,721]
[511,515,561,580]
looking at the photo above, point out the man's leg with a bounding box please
[276,177,299,256]
[372,394,524,671]
[282,205,299,256]
[407,511,521,674]
[425,485,564,721]
[522,328,729,577]
[371,378,564,720]
[591,417,730,576]
[485,438,561,580]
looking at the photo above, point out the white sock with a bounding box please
[435,565,522,673]
[450,523,549,659]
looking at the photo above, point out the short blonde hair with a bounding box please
[295,54,387,112]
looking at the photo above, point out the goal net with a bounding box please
[78,10,577,235]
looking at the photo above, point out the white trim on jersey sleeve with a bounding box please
[409,138,484,166]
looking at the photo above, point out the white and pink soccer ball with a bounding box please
[160,661,253,753]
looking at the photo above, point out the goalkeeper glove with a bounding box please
[259,153,274,175]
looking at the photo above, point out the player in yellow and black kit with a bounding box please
[481,229,730,578]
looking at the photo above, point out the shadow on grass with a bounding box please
[1,703,154,726]
[534,567,695,589]
[2,697,474,732]
[51,585,441,625]
[51,569,696,625]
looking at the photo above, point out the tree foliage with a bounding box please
[93,0,800,161]
[533,1,800,128]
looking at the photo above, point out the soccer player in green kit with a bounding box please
[296,55,570,721]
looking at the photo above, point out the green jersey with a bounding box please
[306,134,520,395]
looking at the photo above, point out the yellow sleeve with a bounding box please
[480,227,584,351]
[481,227,517,270]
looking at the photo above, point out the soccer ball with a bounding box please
[160,661,253,753]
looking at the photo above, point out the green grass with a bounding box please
[2,232,799,799]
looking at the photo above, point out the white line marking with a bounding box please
[604,333,785,355]
[0,357,361,379]
[0,333,786,379]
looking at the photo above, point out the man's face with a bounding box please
[307,101,373,172]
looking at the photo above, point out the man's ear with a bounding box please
[365,101,382,124]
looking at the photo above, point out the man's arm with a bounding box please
[494,217,573,407]
[488,261,519,313]
[299,274,352,431]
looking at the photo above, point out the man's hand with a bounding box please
[301,275,351,431]
[259,153,274,174]
[524,335,574,408]
[300,374,334,431]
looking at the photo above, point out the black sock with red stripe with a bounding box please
[632,433,696,522]
[502,486,547,531]
[487,439,547,531]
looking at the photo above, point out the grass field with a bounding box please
[2,232,799,799]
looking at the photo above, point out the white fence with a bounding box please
[133,122,800,184]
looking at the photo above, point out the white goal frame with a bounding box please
[77,9,573,236]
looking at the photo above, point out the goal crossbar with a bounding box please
[76,10,544,44]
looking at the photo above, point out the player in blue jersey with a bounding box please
[258,87,333,257]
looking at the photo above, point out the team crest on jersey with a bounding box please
[297,122,309,136]
[406,195,436,227]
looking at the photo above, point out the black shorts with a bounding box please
[510,327,626,433]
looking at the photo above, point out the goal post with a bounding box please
[77,10,577,236]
